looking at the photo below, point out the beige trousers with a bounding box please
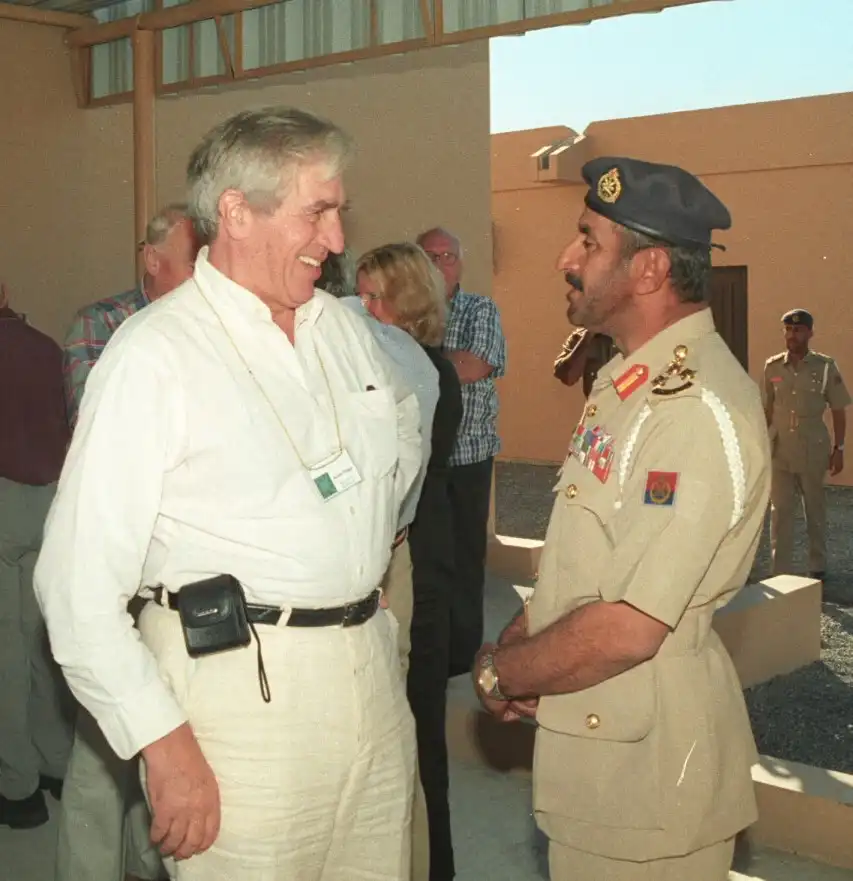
[770,462,827,574]
[139,599,416,881]
[381,538,430,881]
[549,837,735,881]
[383,538,414,674]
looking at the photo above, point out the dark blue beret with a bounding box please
[782,309,813,329]
[581,156,732,250]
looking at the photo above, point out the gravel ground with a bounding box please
[494,461,853,773]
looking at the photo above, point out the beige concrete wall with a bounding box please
[156,43,491,292]
[0,28,490,341]
[493,93,853,485]
[0,20,133,341]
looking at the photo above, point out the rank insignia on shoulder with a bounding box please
[644,471,678,506]
[652,344,696,396]
[613,364,649,400]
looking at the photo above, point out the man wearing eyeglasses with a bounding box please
[417,228,507,678]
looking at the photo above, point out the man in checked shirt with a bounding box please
[417,227,507,678]
[57,203,199,881]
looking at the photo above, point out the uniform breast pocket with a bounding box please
[346,388,398,477]
[552,461,619,583]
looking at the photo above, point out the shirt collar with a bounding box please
[601,308,716,387]
[783,349,812,366]
[194,246,325,328]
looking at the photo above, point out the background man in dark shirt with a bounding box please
[0,286,73,829]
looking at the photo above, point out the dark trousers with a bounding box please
[408,475,455,880]
[447,456,494,677]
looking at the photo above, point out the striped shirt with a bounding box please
[443,289,507,466]
[62,287,149,428]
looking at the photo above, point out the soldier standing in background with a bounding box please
[764,309,850,578]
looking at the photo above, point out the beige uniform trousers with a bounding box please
[550,837,735,881]
[139,598,416,881]
[770,461,827,574]
[55,708,164,881]
[381,538,430,881]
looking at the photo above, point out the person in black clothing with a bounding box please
[356,243,463,881]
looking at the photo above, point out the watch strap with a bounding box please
[479,651,509,701]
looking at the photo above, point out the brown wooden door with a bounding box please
[709,266,748,371]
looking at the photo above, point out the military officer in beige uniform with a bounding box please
[472,157,771,880]
[764,309,850,578]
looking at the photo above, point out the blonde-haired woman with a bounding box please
[357,242,462,881]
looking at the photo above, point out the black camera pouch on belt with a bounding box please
[176,574,251,658]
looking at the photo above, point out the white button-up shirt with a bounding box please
[339,296,439,529]
[34,249,422,760]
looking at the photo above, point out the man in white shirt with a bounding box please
[35,107,422,881]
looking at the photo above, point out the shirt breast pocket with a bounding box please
[346,388,398,477]
[552,459,619,587]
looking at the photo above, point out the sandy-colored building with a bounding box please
[0,20,492,343]
[491,92,853,486]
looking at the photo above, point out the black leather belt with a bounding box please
[162,588,381,628]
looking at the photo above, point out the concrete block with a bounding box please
[486,534,542,584]
[713,576,822,689]
[750,756,853,871]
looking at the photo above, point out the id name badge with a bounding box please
[309,449,362,502]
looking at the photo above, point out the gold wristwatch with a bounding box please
[477,651,508,701]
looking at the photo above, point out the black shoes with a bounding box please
[0,775,63,830]
[0,788,49,829]
[39,774,63,801]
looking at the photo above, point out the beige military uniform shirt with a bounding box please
[528,309,770,862]
[763,350,851,473]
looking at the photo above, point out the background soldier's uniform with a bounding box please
[529,310,770,879]
[764,345,851,576]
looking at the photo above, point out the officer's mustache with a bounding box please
[565,272,584,294]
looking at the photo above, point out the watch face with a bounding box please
[479,666,497,694]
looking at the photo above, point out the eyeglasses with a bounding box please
[359,291,382,301]
[425,251,459,267]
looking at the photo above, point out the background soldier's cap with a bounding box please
[781,308,814,329]
[581,156,732,251]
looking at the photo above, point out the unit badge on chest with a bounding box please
[571,423,615,483]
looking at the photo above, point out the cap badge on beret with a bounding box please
[597,167,622,204]
[791,314,800,324]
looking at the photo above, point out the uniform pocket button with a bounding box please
[585,713,600,730]
[565,484,578,499]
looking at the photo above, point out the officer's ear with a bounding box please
[630,246,670,298]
